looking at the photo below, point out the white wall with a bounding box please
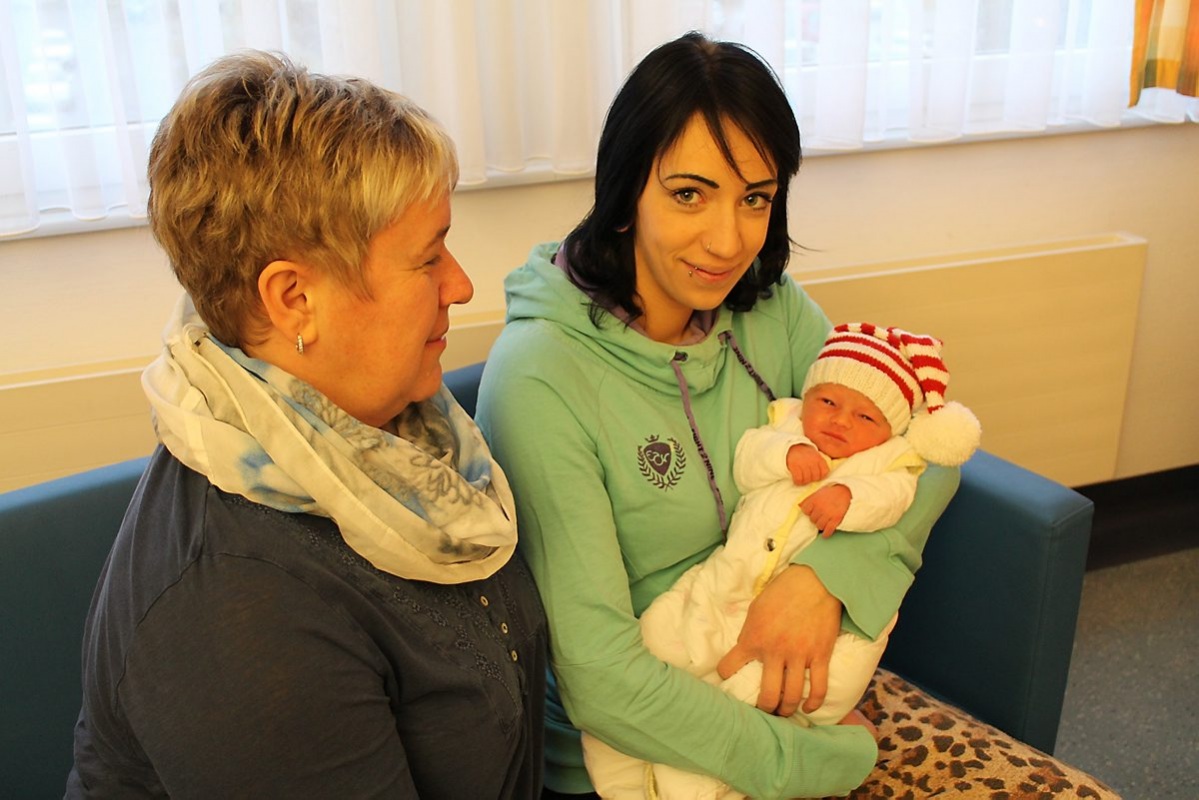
[787,124,1199,481]
[2,123,1196,485]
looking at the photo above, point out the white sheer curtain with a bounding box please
[0,1,1167,239]
[781,0,1150,149]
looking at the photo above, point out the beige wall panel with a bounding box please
[0,234,1151,491]
[0,369,154,492]
[797,234,1146,486]
[3,124,1196,490]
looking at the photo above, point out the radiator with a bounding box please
[795,232,1147,487]
[446,232,1148,487]
[0,361,158,493]
[0,233,1145,492]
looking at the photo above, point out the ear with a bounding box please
[257,260,319,346]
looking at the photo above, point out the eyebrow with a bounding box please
[662,172,778,191]
[420,225,451,252]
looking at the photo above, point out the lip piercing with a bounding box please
[704,241,713,253]
[688,269,695,277]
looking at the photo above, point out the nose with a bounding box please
[829,408,852,429]
[704,205,743,260]
[440,249,474,307]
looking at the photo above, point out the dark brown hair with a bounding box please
[565,31,802,325]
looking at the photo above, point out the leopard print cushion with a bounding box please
[819,669,1122,799]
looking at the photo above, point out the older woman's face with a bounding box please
[314,193,473,428]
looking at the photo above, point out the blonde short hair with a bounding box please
[147,51,458,346]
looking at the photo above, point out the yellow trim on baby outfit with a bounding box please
[751,453,838,598]
[750,446,924,598]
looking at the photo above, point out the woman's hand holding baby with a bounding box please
[717,565,842,717]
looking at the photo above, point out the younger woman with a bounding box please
[477,32,959,798]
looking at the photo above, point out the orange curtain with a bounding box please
[1131,0,1199,105]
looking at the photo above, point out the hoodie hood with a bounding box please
[505,242,739,396]
[504,242,781,534]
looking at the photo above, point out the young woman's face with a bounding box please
[631,113,777,343]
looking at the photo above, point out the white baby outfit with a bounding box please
[582,397,925,799]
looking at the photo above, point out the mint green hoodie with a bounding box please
[476,243,960,798]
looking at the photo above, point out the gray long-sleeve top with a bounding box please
[68,447,546,798]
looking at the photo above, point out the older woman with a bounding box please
[67,52,545,798]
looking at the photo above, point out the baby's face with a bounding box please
[800,383,893,459]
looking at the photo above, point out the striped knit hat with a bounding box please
[801,322,981,466]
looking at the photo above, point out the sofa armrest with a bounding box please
[445,361,485,416]
[880,450,1094,754]
[0,456,150,796]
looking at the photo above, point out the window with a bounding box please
[1,0,1192,239]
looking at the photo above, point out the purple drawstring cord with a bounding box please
[669,330,778,535]
[670,351,728,533]
[721,331,777,403]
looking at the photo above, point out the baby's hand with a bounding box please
[800,484,852,538]
[786,443,829,485]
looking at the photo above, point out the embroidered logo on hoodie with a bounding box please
[637,435,687,490]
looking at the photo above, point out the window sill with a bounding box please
[3,112,1191,243]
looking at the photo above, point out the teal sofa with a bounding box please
[0,361,1094,797]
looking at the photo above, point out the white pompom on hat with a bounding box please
[801,322,982,466]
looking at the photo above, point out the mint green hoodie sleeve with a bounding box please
[477,320,877,799]
[793,464,960,640]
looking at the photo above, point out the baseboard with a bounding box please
[1075,464,1199,570]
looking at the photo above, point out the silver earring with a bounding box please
[296,333,305,355]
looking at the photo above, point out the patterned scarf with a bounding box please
[142,295,517,583]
